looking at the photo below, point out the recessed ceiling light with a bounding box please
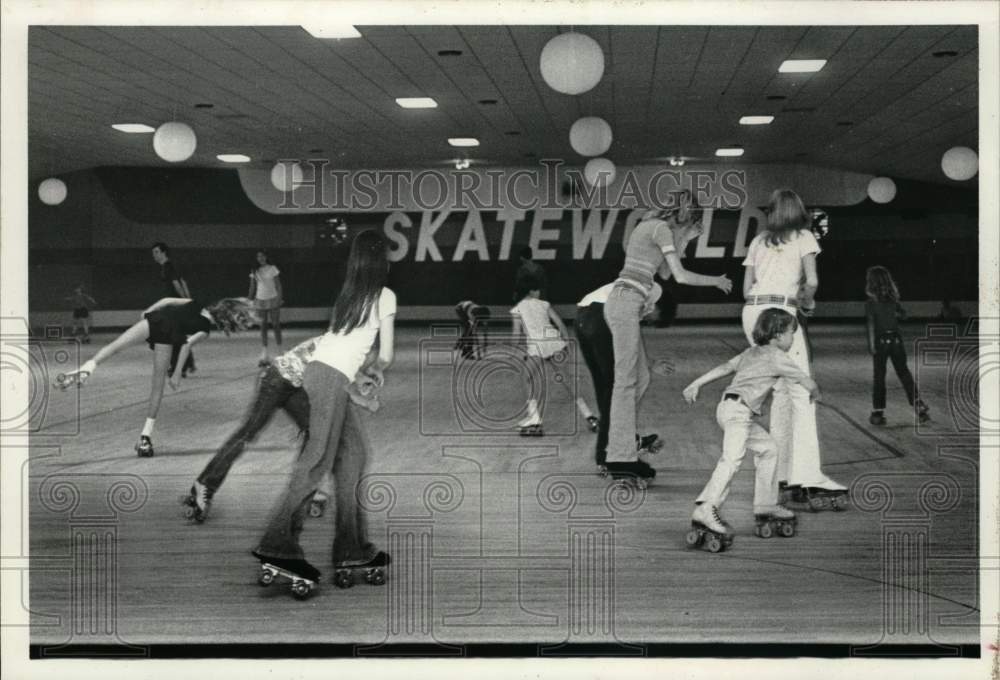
[396,97,438,109]
[836,121,854,127]
[932,50,958,58]
[478,99,498,105]
[309,148,324,154]
[302,24,361,39]
[194,103,214,109]
[217,154,251,163]
[715,147,745,157]
[448,138,479,147]
[505,130,521,136]
[739,115,774,125]
[766,95,787,101]
[778,59,827,73]
[111,123,155,133]
[437,49,463,57]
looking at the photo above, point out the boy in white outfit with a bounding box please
[682,308,820,549]
[511,284,595,435]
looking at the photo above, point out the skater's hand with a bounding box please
[682,383,700,404]
[715,275,733,294]
[168,374,181,391]
[808,383,822,403]
[363,365,385,389]
[651,358,675,377]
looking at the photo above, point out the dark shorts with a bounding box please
[73,307,89,319]
[144,310,182,350]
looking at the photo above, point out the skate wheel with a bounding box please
[779,522,795,538]
[334,571,353,589]
[723,534,734,548]
[258,569,275,587]
[706,536,723,553]
[685,529,702,547]
[807,496,826,512]
[308,502,324,518]
[366,568,386,586]
[183,505,196,520]
[832,495,849,511]
[759,523,774,539]
[291,581,312,599]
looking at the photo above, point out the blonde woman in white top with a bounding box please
[249,250,284,366]
[741,189,847,510]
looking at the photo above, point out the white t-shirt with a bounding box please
[578,282,662,308]
[311,287,396,378]
[742,229,820,299]
[251,265,281,300]
[510,297,566,358]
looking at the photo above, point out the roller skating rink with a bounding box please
[23,322,982,646]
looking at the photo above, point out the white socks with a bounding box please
[575,398,593,419]
[141,418,155,437]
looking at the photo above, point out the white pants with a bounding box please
[696,399,779,510]
[740,304,845,490]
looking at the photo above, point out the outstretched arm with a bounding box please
[663,251,732,293]
[142,297,190,317]
[682,361,737,403]
[169,332,207,388]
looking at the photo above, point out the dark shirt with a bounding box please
[165,301,212,339]
[866,300,902,335]
[161,261,184,297]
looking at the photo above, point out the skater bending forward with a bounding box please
[682,308,819,548]
[184,337,381,523]
[59,296,257,457]
[252,229,394,591]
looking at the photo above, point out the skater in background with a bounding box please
[65,284,97,343]
[682,308,818,549]
[182,337,380,523]
[865,265,930,426]
[454,300,491,360]
[576,281,662,473]
[58,296,257,458]
[511,279,596,436]
[741,188,848,510]
[249,249,284,367]
[253,229,394,589]
[152,242,197,377]
[514,247,548,301]
[938,299,964,324]
[603,190,732,481]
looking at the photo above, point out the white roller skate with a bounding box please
[687,503,733,552]
[753,504,797,538]
[517,405,543,436]
[55,360,96,390]
[308,491,329,518]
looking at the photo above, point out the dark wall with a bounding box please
[28,167,979,311]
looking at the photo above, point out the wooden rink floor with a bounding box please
[26,322,981,648]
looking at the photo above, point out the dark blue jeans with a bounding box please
[198,365,310,491]
[576,303,613,464]
[873,331,918,410]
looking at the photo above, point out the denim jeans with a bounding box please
[604,284,650,463]
[255,362,374,565]
[576,303,613,463]
[198,365,310,491]
[872,331,918,410]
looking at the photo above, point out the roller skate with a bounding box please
[252,550,320,600]
[753,505,797,538]
[180,480,214,523]
[916,400,931,424]
[778,481,806,505]
[686,503,733,553]
[308,492,329,518]
[802,487,849,512]
[135,435,154,458]
[586,415,600,433]
[604,460,655,489]
[333,550,391,589]
[869,410,886,426]
[55,360,95,390]
[636,433,662,455]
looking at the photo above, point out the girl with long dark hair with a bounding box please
[249,249,284,366]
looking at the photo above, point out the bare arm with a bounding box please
[663,251,732,293]
[274,275,283,304]
[743,266,756,299]
[511,316,525,349]
[169,331,207,388]
[546,305,570,339]
[866,303,877,356]
[248,271,256,299]
[799,254,818,309]
[365,314,396,388]
[142,297,191,316]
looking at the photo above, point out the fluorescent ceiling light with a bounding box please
[779,59,826,73]
[217,154,251,163]
[396,97,438,109]
[448,138,479,147]
[111,123,155,133]
[739,115,774,125]
[715,147,745,157]
[302,24,362,39]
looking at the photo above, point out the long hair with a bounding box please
[330,230,388,334]
[752,307,798,345]
[865,265,900,303]
[764,189,810,246]
[205,297,259,335]
[642,189,698,224]
[254,249,271,269]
